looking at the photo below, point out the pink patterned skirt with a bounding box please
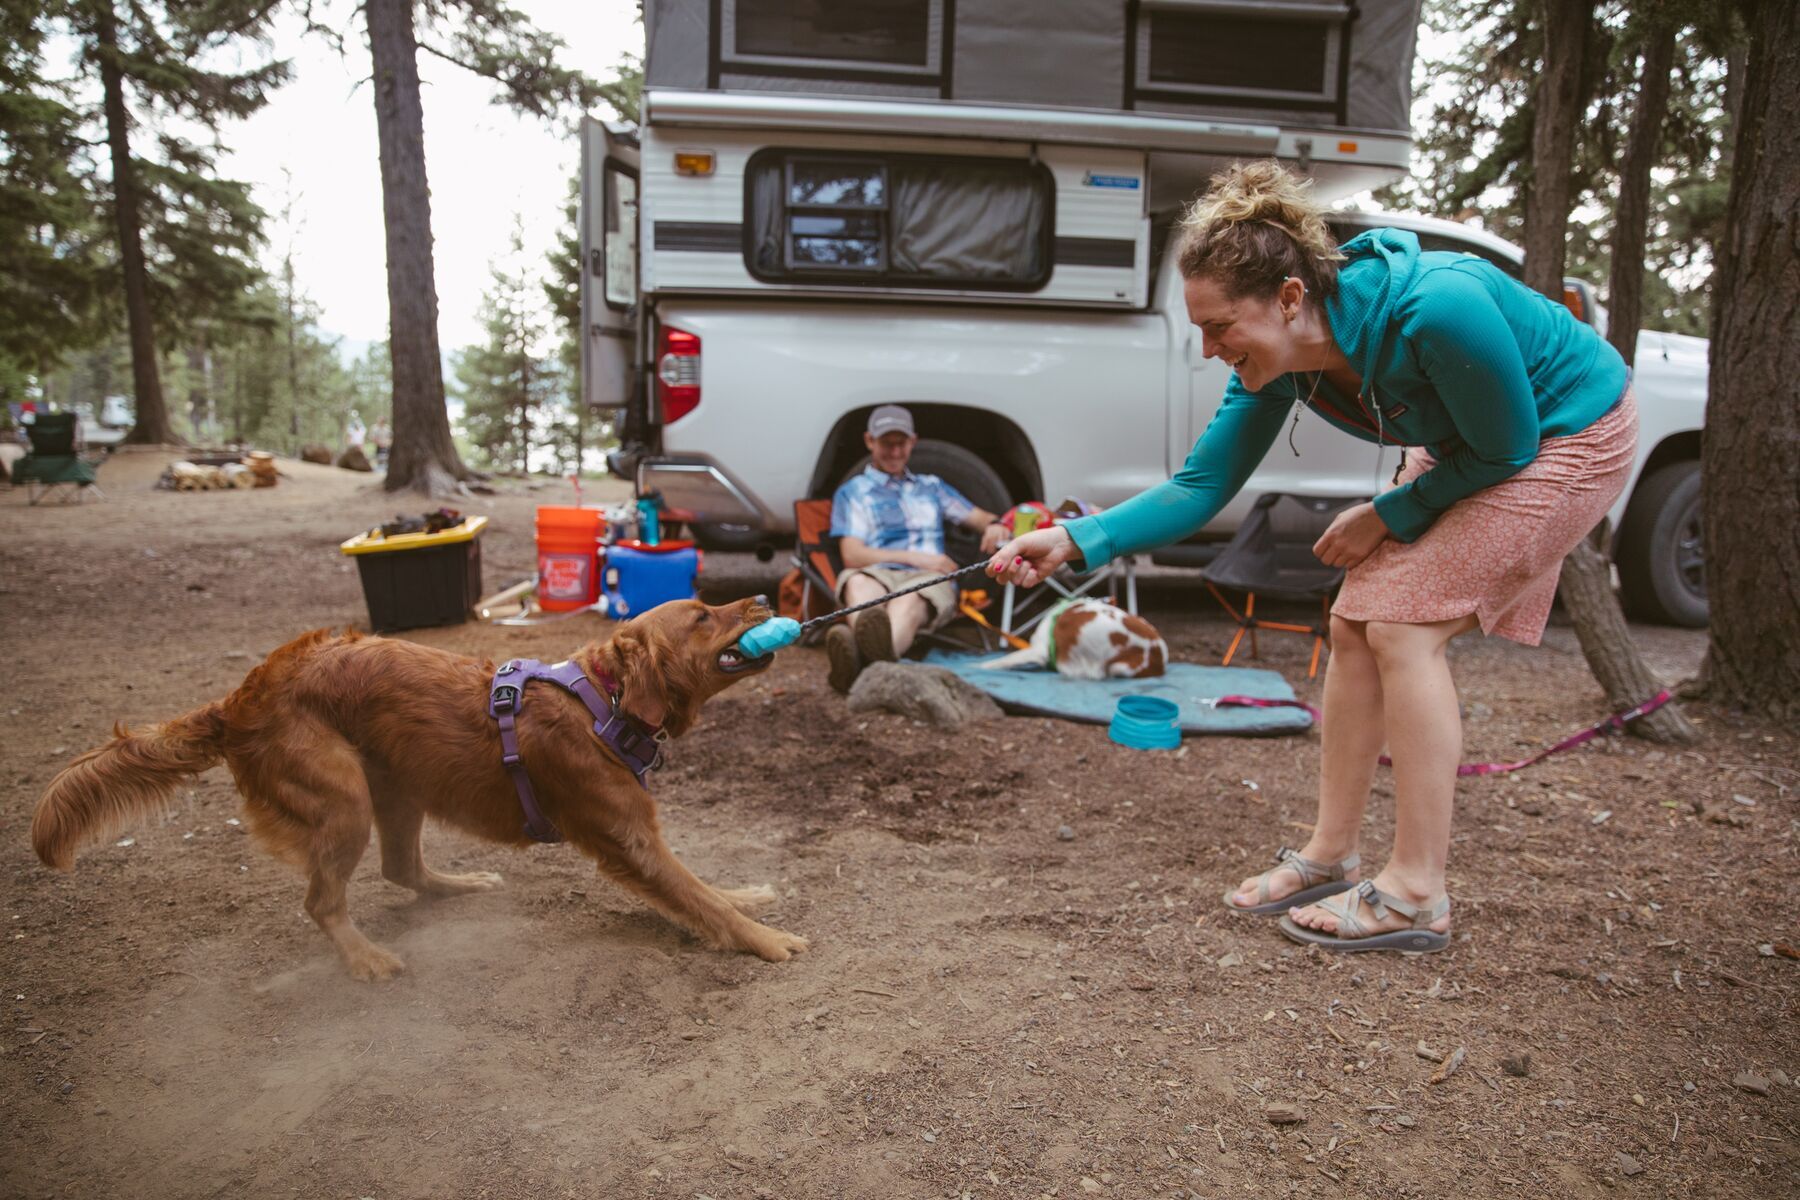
[1333,388,1638,646]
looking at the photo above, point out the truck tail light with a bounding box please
[656,326,701,425]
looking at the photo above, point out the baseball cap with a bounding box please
[866,405,915,438]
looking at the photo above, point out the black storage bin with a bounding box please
[340,516,486,633]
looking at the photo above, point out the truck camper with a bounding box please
[583,0,1709,626]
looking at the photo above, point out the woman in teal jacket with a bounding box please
[988,162,1637,953]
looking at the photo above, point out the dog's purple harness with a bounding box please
[487,658,665,844]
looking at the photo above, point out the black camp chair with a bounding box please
[1199,493,1367,678]
[11,412,104,505]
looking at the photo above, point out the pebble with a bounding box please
[1771,1069,1791,1088]
[1079,1178,1104,1194]
[1264,1102,1304,1125]
[1395,1114,1416,1128]
[1057,825,1075,841]
[59,1082,74,1095]
[1732,1071,1771,1097]
[1500,1053,1532,1077]
[1615,1152,1644,1177]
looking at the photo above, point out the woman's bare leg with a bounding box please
[1232,615,1380,904]
[1287,614,1476,935]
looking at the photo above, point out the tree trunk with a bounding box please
[1699,0,1800,719]
[367,0,472,495]
[1558,526,1698,741]
[1523,0,1697,743]
[1606,20,1676,368]
[95,1,175,446]
[1521,0,1589,297]
[185,336,209,441]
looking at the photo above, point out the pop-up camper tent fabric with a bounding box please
[646,0,1422,136]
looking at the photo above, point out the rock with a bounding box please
[1079,1178,1104,1194]
[1615,1152,1644,1177]
[1732,1071,1771,1096]
[1215,952,1244,969]
[1500,1053,1532,1077]
[299,443,333,465]
[1057,824,1076,841]
[1771,1068,1791,1088]
[847,662,1003,729]
[335,444,373,472]
[1264,1102,1304,1125]
[1395,1113,1416,1128]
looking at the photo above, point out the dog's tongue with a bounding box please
[735,618,800,659]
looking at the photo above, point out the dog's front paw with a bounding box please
[747,926,809,962]
[344,944,407,982]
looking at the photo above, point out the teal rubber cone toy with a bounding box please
[736,617,801,658]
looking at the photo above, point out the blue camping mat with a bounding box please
[921,650,1313,737]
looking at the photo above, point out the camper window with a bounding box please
[747,150,1053,290]
[1132,1,1348,114]
[722,0,942,78]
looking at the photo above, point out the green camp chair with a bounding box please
[11,412,104,505]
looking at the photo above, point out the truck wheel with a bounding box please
[842,439,1012,563]
[1615,460,1707,628]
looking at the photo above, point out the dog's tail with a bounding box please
[31,703,228,871]
[979,644,1048,671]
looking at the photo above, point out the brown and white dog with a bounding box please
[30,598,807,981]
[980,598,1167,680]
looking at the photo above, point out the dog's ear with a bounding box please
[604,623,674,725]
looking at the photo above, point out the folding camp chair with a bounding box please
[1198,493,1365,679]
[997,555,1140,639]
[11,412,104,505]
[789,498,1011,653]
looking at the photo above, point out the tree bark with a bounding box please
[95,0,175,446]
[1523,0,1697,743]
[1699,0,1800,719]
[1606,20,1676,368]
[1521,0,1590,297]
[367,0,472,495]
[1558,527,1698,741]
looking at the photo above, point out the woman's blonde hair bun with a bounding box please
[1175,160,1343,300]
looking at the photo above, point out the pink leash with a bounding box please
[1214,689,1674,777]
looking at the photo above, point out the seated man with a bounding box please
[826,405,1006,693]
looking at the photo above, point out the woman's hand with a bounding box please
[1313,502,1390,570]
[986,526,1080,587]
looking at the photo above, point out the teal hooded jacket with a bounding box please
[1061,228,1630,568]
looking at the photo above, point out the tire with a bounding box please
[1615,460,1707,628]
[841,438,1012,564]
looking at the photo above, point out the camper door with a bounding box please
[581,118,640,410]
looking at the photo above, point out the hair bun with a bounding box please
[1175,159,1344,299]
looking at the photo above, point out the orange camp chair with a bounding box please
[1198,493,1365,679]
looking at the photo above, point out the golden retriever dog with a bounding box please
[31,598,807,980]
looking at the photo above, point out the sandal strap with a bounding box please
[1347,881,1451,929]
[1312,891,1373,938]
[1272,846,1359,888]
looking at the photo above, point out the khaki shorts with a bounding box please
[836,566,959,632]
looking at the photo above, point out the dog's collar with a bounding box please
[487,658,667,844]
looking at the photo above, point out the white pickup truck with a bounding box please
[612,206,1708,627]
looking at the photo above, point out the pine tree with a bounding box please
[35,0,291,445]
[454,221,557,474]
[1699,0,1800,718]
[314,0,607,495]
[0,7,106,384]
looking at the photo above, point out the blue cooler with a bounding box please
[602,539,700,618]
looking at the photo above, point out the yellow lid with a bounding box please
[340,514,488,556]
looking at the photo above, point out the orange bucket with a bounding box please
[535,506,605,611]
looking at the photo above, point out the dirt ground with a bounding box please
[2,450,1795,1200]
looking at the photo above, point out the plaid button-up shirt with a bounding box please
[830,466,974,567]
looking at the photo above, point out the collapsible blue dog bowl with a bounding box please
[1108,695,1182,750]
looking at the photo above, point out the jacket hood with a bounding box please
[1327,227,1423,390]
